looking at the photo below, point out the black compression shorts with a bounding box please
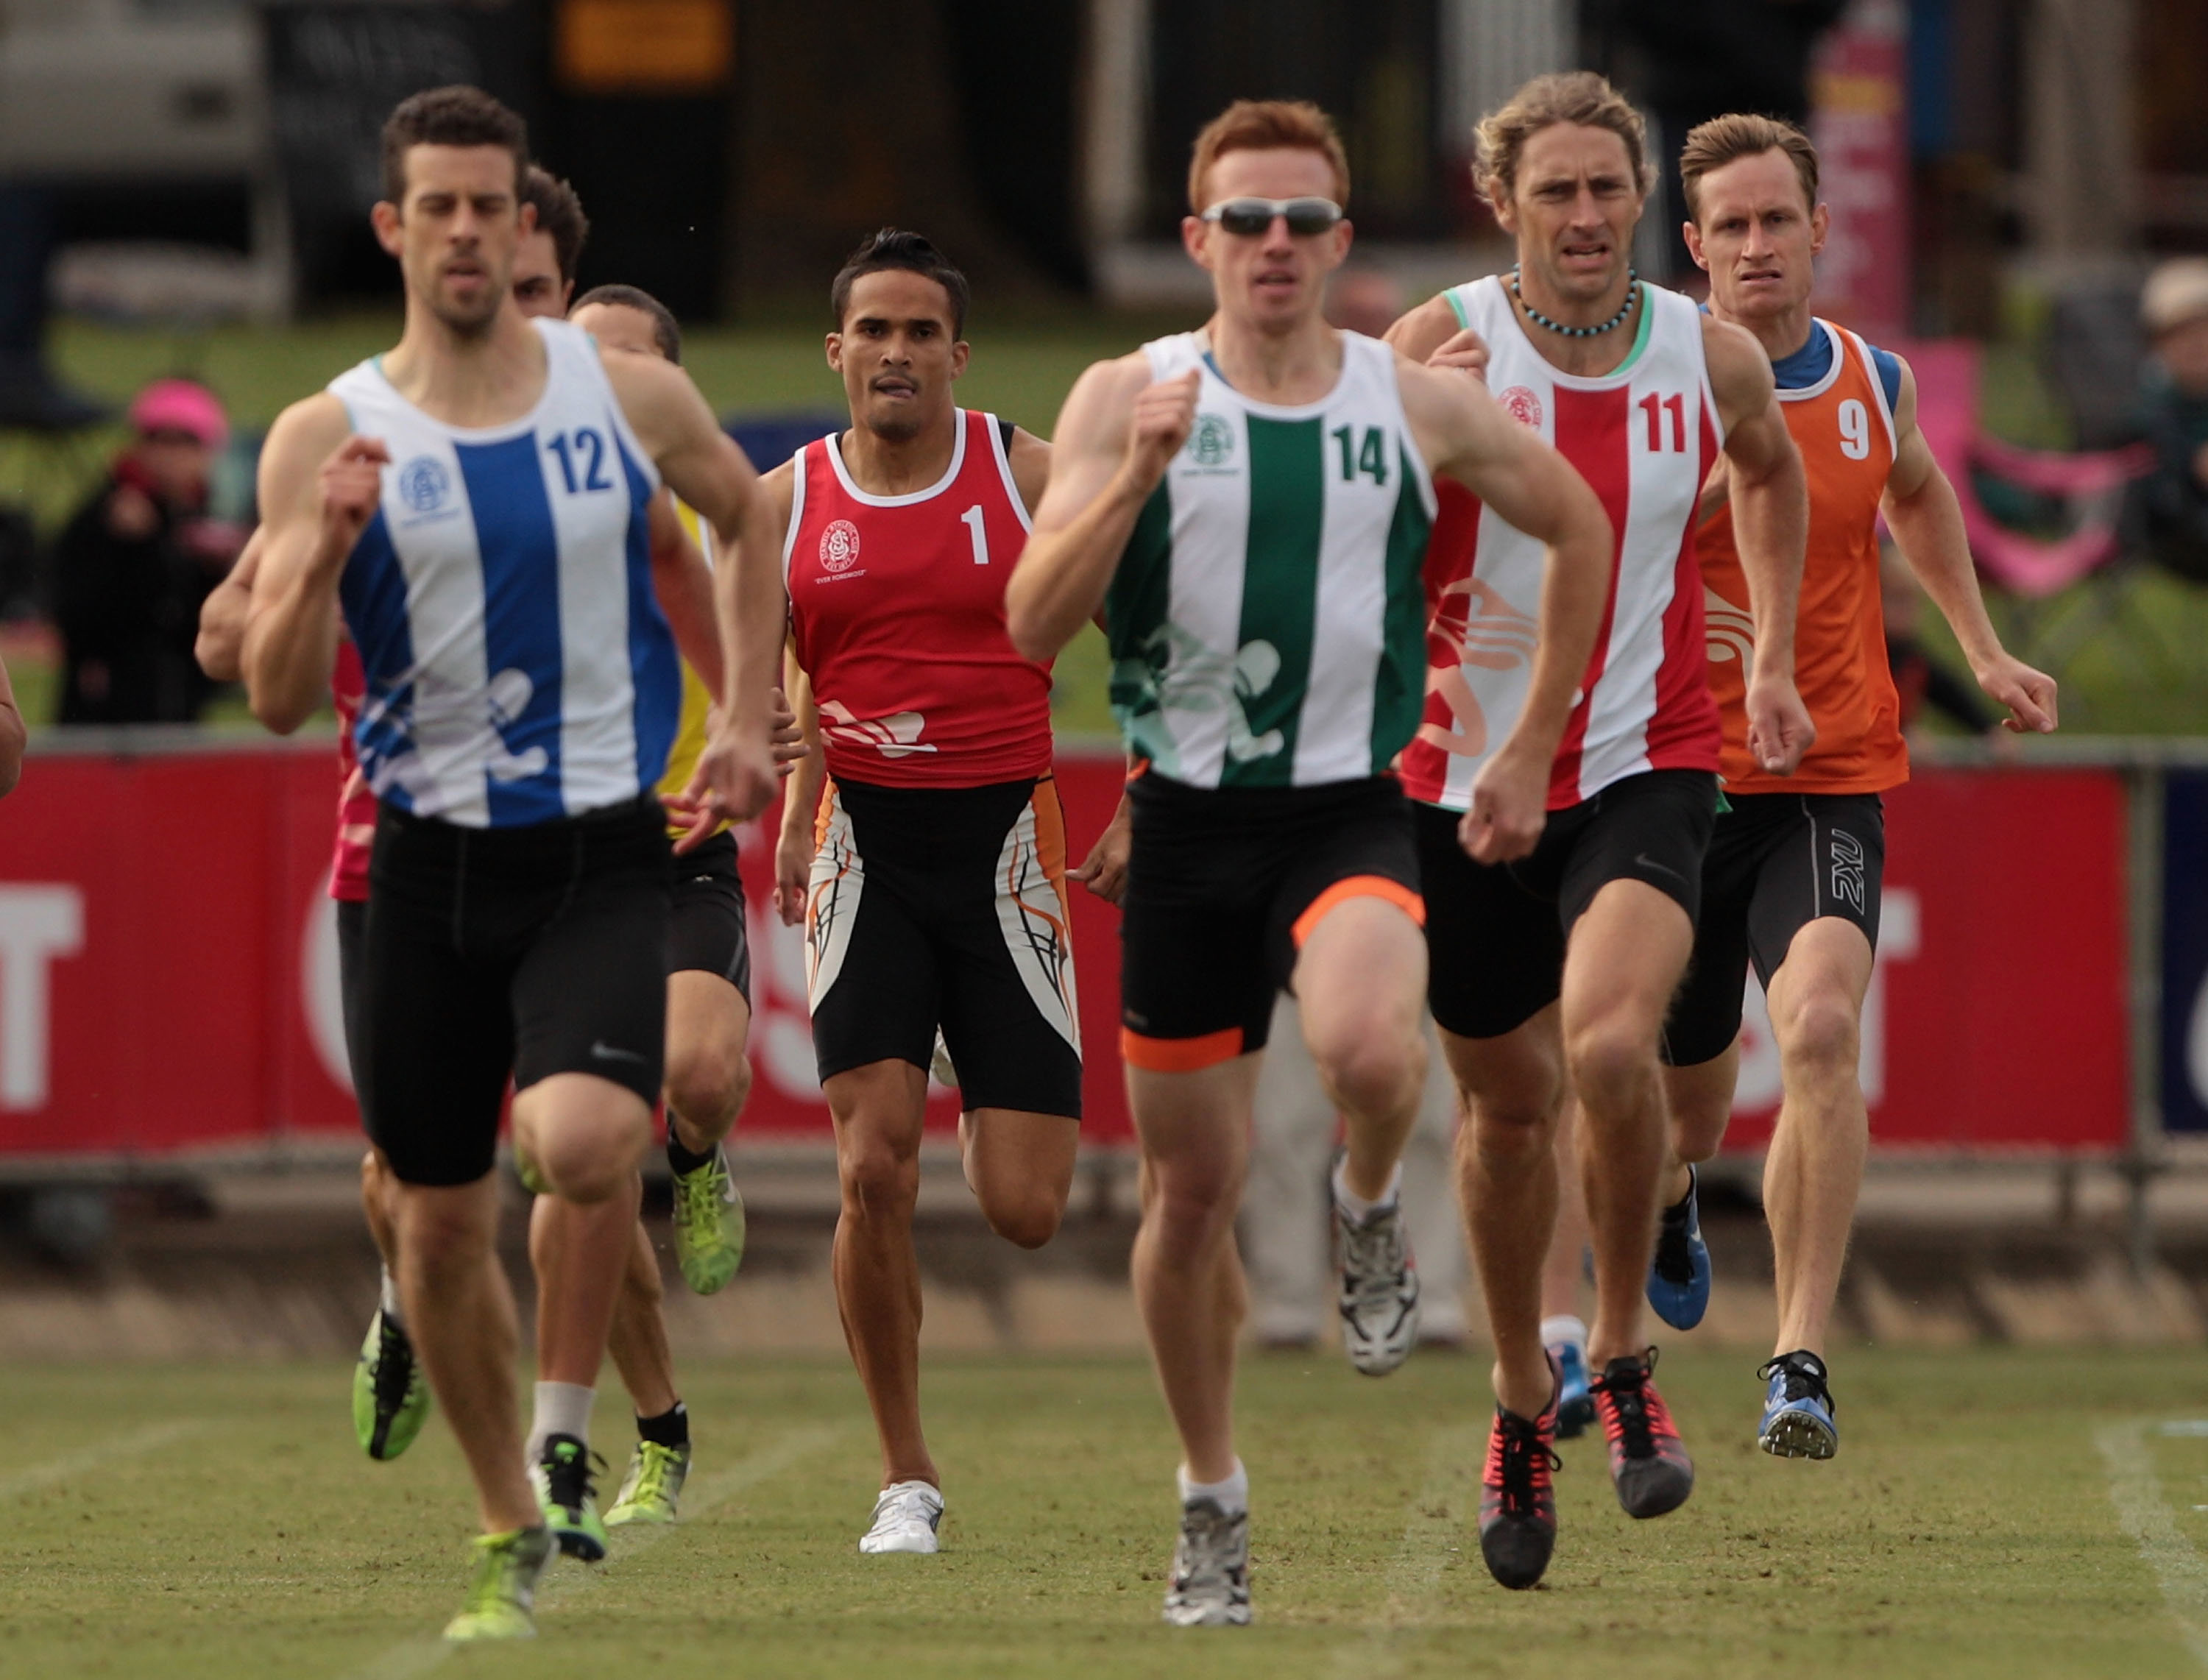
[1119,772,1423,1071]
[668,829,751,1001]
[356,797,672,1187]
[807,774,1081,1119]
[1419,768,1718,1041]
[1663,790,1886,1067]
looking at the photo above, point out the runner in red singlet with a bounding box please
[756,229,1080,1556]
[1384,72,1813,1589]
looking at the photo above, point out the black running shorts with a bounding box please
[1420,768,1719,1041]
[668,829,751,1002]
[1663,791,1886,1067]
[335,895,368,1085]
[1119,772,1423,1071]
[807,774,1082,1119]
[357,797,673,1187]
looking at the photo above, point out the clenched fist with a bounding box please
[1126,368,1201,492]
[319,436,391,556]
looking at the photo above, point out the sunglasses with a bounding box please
[1200,196,1344,238]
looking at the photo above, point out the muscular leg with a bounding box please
[392,1174,538,1534]
[361,1149,402,1275]
[963,1107,1078,1251]
[1292,897,1429,1199]
[515,1073,655,1395]
[663,971,751,1155]
[1663,1043,1740,1205]
[826,1058,935,1489]
[1538,1094,1589,1324]
[1129,1057,1258,1484]
[1559,881,1694,1367]
[1761,920,1875,1358]
[603,1215,678,1419]
[1446,1007,1565,1420]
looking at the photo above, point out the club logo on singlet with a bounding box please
[1703,585,1756,667]
[1497,386,1543,430]
[1416,577,1536,757]
[1184,414,1236,472]
[819,518,863,575]
[397,456,451,517]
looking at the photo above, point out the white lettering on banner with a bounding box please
[0,886,83,1109]
[303,889,351,1094]
[1731,888,1920,1114]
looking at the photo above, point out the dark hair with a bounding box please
[1678,113,1820,224]
[572,283,682,364]
[830,228,969,339]
[520,167,589,286]
[381,85,528,205]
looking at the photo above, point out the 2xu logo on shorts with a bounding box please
[1828,828,1866,915]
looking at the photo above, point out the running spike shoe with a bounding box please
[352,1305,431,1461]
[1478,1357,1563,1590]
[1335,1191,1419,1376]
[670,1143,745,1295]
[1756,1350,1839,1460]
[1162,1497,1251,1626]
[531,1433,609,1562]
[604,1439,692,1526]
[1646,1163,1712,1330]
[1589,1348,1695,1518]
[442,1525,553,1642]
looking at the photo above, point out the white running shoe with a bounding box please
[1162,1498,1251,1626]
[1335,1191,1420,1376]
[858,1479,944,1554]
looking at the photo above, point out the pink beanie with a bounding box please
[128,379,229,451]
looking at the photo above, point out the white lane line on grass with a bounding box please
[342,1423,840,1680]
[2097,1420,2208,1670]
[0,1420,208,1500]
[1329,1424,1480,1677]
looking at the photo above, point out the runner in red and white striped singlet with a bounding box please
[1382,72,1812,1591]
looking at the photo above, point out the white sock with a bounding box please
[526,1381,595,1464]
[378,1266,403,1330]
[1540,1314,1588,1355]
[1331,1160,1401,1223]
[1178,1459,1249,1517]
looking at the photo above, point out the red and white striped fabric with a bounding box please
[1398,276,1723,813]
[329,638,372,904]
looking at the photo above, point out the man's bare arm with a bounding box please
[241,394,371,735]
[1706,316,1814,774]
[1006,427,1052,522]
[1881,358,2056,732]
[196,528,264,683]
[1006,356,1192,662]
[646,489,722,700]
[1398,356,1614,860]
[1383,293,1471,364]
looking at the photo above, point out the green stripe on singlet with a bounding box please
[1223,414,1324,789]
[1106,481,1178,770]
[1369,435,1434,770]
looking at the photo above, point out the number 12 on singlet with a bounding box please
[962,503,988,565]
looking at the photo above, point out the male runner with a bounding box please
[1003,101,1615,1626]
[1657,113,2055,1455]
[749,228,1081,1556]
[1385,71,1811,1589]
[241,86,774,1641]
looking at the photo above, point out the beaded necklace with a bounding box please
[1508,266,1638,338]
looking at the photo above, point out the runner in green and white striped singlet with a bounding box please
[1106,329,1437,790]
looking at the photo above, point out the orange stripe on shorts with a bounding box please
[1290,874,1426,949]
[1120,1025,1244,1072]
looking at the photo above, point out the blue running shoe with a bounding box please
[1756,1350,1839,1459]
[1549,1339,1596,1441]
[1646,1164,1711,1330]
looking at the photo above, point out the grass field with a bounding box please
[0,1348,2203,1678]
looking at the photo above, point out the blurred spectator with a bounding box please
[2133,258,2208,584]
[1880,543,2016,759]
[55,379,240,724]
[0,185,107,430]
[1242,995,1468,1350]
[1588,0,1848,283]
[1327,268,1406,339]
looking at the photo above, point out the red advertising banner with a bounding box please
[0,742,2131,1160]
[1810,0,1911,344]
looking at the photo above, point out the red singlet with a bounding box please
[784,409,1052,787]
[330,639,372,904]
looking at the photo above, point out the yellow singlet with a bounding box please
[657,498,721,837]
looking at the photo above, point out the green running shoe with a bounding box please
[352,1306,431,1461]
[670,1144,745,1295]
[531,1433,609,1562]
[604,1439,692,1528]
[442,1525,553,1642]
[514,1148,550,1197]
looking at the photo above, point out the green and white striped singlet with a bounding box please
[1105,330,1437,790]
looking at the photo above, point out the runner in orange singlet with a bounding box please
[1655,114,2056,1459]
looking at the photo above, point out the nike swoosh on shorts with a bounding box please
[590,1041,648,1066]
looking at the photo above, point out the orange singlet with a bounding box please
[1699,319,1906,794]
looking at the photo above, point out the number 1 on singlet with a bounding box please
[962,503,988,565]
